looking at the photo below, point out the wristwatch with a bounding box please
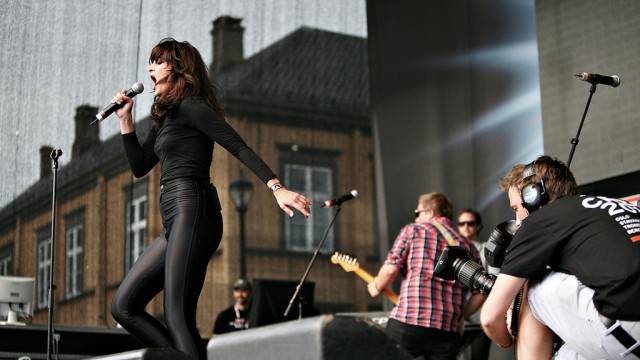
[270,183,284,193]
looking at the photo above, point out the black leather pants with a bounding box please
[111,179,223,360]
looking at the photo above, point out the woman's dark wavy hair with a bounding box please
[149,38,224,129]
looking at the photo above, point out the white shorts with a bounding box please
[528,272,640,359]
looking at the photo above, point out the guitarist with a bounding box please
[368,192,485,360]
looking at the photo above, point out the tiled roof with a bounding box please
[217,27,370,117]
[0,120,152,229]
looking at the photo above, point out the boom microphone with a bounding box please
[322,190,358,208]
[94,82,145,122]
[575,72,620,88]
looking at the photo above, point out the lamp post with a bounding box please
[229,172,253,279]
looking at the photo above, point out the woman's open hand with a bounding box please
[273,186,311,218]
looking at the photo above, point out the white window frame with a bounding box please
[125,187,148,272]
[0,244,12,275]
[37,229,52,309]
[284,163,334,253]
[64,211,84,299]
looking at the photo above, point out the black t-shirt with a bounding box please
[500,195,640,320]
[213,306,251,334]
[122,96,276,184]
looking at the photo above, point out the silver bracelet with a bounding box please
[270,183,284,193]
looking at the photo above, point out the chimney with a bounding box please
[72,105,99,159]
[40,146,54,178]
[211,16,245,75]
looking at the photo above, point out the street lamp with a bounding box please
[229,172,253,279]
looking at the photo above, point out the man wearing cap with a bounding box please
[212,279,252,335]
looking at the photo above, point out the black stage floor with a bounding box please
[0,323,143,360]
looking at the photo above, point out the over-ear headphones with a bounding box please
[520,161,548,213]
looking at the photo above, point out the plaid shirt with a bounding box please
[386,217,480,332]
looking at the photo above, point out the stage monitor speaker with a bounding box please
[87,348,192,360]
[207,314,411,360]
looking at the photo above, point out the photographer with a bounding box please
[481,155,640,359]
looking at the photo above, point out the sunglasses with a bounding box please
[458,221,477,227]
[414,209,428,217]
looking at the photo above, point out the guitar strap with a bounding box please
[431,221,458,246]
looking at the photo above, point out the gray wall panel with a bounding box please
[367,0,543,248]
[535,0,640,183]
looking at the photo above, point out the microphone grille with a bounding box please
[131,82,145,94]
[350,190,359,198]
[611,75,621,88]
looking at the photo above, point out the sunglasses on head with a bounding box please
[458,221,477,227]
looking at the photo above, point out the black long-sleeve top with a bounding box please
[122,96,277,184]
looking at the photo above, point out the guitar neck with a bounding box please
[353,268,398,305]
[353,268,375,283]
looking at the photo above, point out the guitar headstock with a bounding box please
[330,252,360,273]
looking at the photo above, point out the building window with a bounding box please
[280,145,339,253]
[64,209,84,299]
[125,181,148,272]
[36,226,52,309]
[0,243,12,275]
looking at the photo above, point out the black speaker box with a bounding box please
[249,278,317,327]
[207,314,411,360]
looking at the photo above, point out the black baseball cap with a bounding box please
[233,278,252,290]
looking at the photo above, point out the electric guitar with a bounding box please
[330,252,399,305]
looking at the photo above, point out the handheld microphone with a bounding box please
[94,82,145,122]
[575,72,620,88]
[322,190,358,208]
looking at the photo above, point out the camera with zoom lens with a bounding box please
[433,220,516,295]
[434,246,495,296]
[484,220,517,268]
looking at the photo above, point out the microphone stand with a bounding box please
[284,205,342,318]
[567,83,597,168]
[47,149,62,360]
